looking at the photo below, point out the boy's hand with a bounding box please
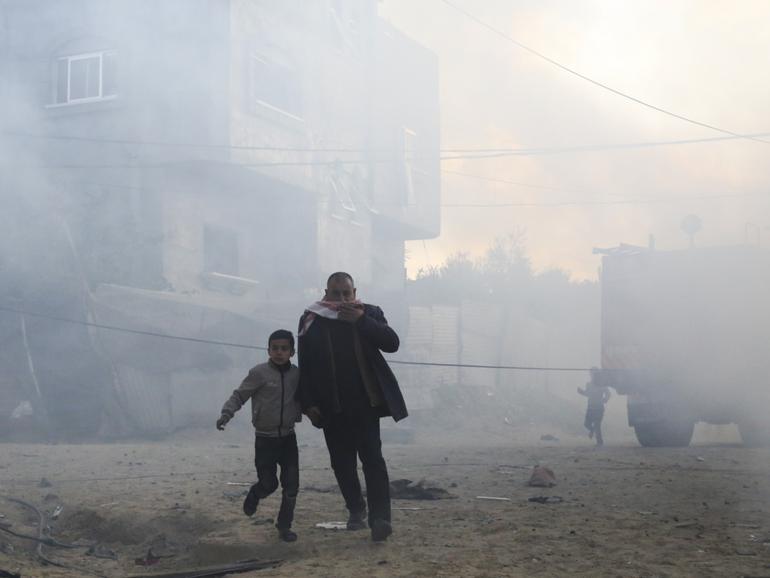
[337,303,364,323]
[305,406,324,428]
[216,414,231,430]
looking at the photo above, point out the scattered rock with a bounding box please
[527,466,556,488]
[540,434,560,442]
[528,496,564,504]
[315,521,347,530]
[303,485,338,494]
[222,490,247,501]
[86,543,118,560]
[38,478,52,488]
[390,479,454,500]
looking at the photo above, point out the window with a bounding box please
[250,55,302,120]
[329,169,356,213]
[403,128,419,206]
[328,0,360,52]
[55,51,117,105]
[203,226,239,276]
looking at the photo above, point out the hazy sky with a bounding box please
[380,0,770,280]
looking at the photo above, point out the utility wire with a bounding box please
[0,304,590,372]
[0,305,268,351]
[439,0,770,145]
[443,168,594,192]
[57,179,769,209]
[441,190,768,208]
[0,130,364,153]
[4,130,770,160]
[440,133,770,160]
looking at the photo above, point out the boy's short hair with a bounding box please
[268,329,295,350]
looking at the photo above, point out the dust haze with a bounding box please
[1,1,769,577]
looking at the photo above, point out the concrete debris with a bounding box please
[315,521,347,530]
[86,543,118,560]
[390,479,454,500]
[527,466,556,488]
[528,496,564,504]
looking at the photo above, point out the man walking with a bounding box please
[297,272,407,542]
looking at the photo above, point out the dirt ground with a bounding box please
[1,423,769,578]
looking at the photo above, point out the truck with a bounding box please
[596,243,770,447]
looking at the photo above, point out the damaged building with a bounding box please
[0,0,440,438]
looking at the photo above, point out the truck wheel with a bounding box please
[634,421,694,447]
[738,422,770,447]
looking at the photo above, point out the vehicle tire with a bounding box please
[634,421,694,447]
[738,422,770,447]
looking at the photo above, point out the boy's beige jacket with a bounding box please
[221,361,301,437]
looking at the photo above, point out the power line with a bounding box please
[0,305,268,351]
[1,130,364,153]
[440,133,770,160]
[441,190,768,208]
[387,359,587,372]
[4,130,770,163]
[439,0,770,145]
[442,168,593,193]
[439,132,770,153]
[57,179,769,209]
[0,304,590,372]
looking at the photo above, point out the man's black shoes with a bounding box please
[243,484,259,516]
[371,519,392,542]
[346,509,367,531]
[278,528,298,542]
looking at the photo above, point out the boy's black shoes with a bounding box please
[346,509,367,531]
[243,484,260,516]
[371,519,392,542]
[278,528,298,542]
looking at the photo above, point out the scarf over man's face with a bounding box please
[299,299,364,336]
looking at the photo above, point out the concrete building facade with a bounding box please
[0,0,439,437]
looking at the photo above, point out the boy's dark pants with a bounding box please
[323,412,391,527]
[253,433,299,530]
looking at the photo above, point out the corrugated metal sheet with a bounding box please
[113,365,173,435]
[430,306,460,388]
[459,301,503,389]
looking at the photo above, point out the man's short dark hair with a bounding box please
[327,271,354,287]
[268,329,294,349]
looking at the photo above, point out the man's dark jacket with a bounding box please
[296,304,408,422]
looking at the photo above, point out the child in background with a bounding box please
[578,368,611,447]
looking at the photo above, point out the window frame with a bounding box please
[403,127,424,206]
[202,224,240,277]
[52,49,118,107]
[249,53,304,122]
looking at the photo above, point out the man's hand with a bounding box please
[337,302,364,323]
[305,406,324,428]
[216,414,231,431]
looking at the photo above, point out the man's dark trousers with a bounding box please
[323,411,390,527]
[253,433,299,530]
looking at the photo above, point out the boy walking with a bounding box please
[216,329,301,542]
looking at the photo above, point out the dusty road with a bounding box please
[1,425,769,578]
